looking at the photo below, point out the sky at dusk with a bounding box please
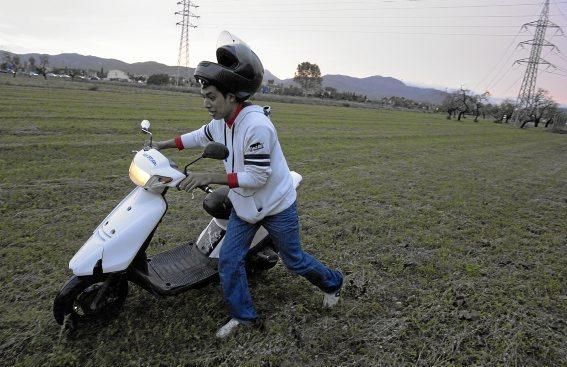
[1,0,566,104]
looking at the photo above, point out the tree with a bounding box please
[1,51,13,70]
[39,54,49,67]
[28,56,36,70]
[146,73,170,86]
[492,99,515,123]
[323,86,337,98]
[293,62,322,94]
[2,51,11,63]
[130,74,146,83]
[282,85,303,96]
[518,89,557,128]
[441,89,479,121]
[548,110,567,132]
[441,92,460,119]
[10,55,20,77]
[455,88,473,121]
[98,67,107,79]
[472,91,490,122]
[11,55,20,72]
[68,69,79,79]
[37,55,49,79]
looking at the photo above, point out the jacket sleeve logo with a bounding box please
[248,142,264,152]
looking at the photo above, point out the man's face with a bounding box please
[201,85,236,120]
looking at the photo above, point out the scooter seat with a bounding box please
[203,186,232,219]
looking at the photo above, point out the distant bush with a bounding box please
[146,74,170,86]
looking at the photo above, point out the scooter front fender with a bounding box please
[69,187,166,276]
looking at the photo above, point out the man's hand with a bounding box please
[178,172,213,192]
[147,139,176,151]
[143,140,161,151]
[153,141,165,150]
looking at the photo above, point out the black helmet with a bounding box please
[194,31,264,101]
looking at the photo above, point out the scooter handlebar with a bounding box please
[200,185,213,194]
[175,181,213,194]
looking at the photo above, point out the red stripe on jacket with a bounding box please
[227,172,239,188]
[174,136,184,150]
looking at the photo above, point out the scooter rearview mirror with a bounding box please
[140,120,153,149]
[183,142,228,175]
[202,142,229,160]
[140,119,151,134]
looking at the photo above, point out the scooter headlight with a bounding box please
[129,161,151,187]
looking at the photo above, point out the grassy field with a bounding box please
[0,75,565,366]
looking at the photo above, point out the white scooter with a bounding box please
[53,119,302,332]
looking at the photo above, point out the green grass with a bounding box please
[1,74,566,366]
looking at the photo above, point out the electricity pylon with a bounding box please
[511,0,562,125]
[175,0,199,87]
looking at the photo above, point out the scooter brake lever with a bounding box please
[174,182,210,193]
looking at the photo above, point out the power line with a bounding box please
[199,14,564,22]
[201,1,567,12]
[474,29,523,92]
[502,74,524,95]
[486,63,522,94]
[208,0,548,3]
[207,0,550,4]
[554,50,567,62]
[197,25,529,36]
[542,69,567,76]
[551,0,567,23]
[199,22,567,28]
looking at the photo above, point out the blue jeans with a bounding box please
[219,201,343,322]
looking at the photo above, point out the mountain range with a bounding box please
[265,71,447,104]
[2,51,448,104]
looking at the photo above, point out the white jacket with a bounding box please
[178,105,296,223]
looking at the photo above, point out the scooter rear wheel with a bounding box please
[53,275,128,327]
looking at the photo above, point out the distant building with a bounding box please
[106,69,130,82]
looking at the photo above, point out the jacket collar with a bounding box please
[225,102,248,128]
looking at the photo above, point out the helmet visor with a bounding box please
[216,31,248,49]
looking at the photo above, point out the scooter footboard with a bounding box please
[70,187,167,276]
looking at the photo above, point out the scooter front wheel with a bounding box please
[53,274,128,328]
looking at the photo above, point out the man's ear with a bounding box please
[227,93,237,103]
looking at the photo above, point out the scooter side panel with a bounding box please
[69,234,104,276]
[69,187,144,276]
[208,225,268,259]
[69,187,166,275]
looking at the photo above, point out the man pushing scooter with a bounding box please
[153,31,343,338]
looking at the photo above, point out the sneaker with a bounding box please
[323,272,344,308]
[215,318,263,339]
[323,289,341,308]
[215,318,241,339]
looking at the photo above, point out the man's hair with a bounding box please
[199,78,247,102]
